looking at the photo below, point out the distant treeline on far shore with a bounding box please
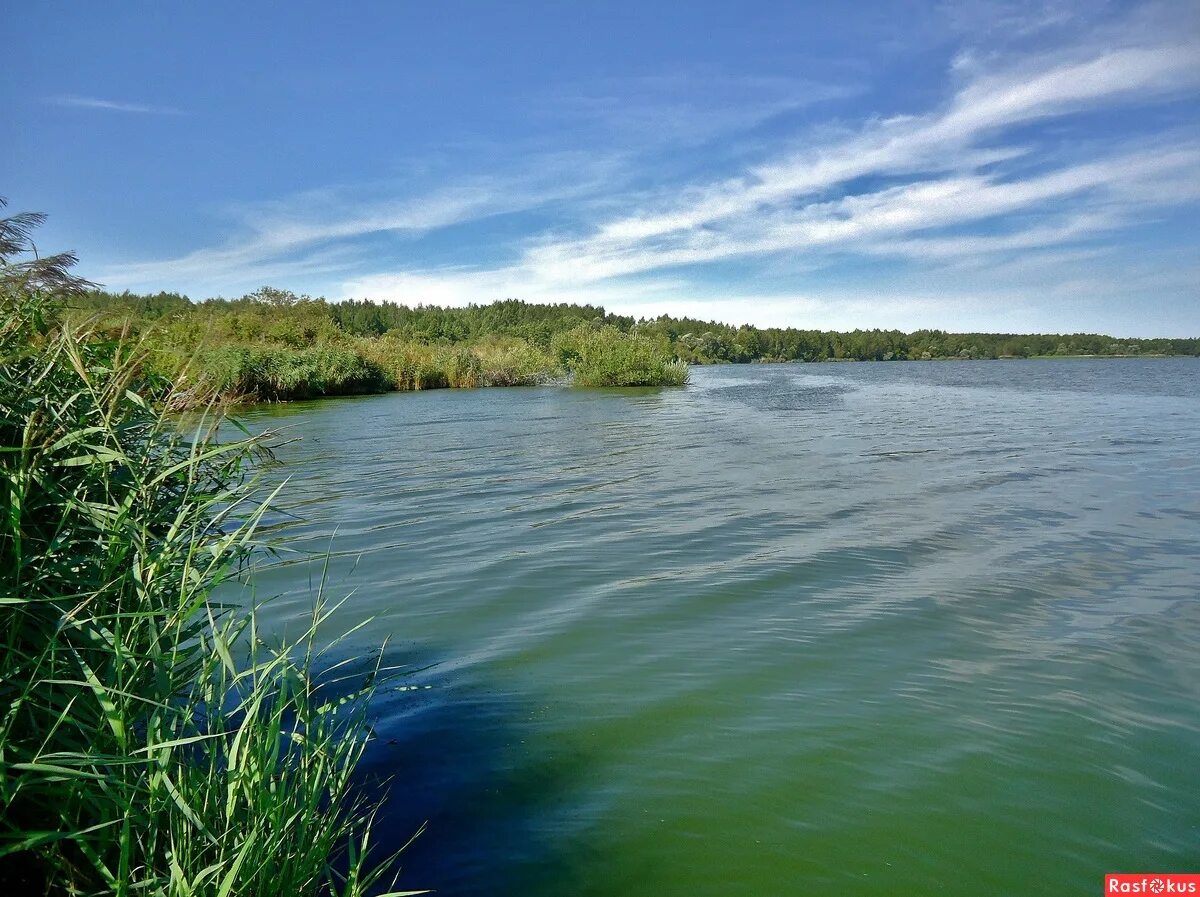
[71,288,1200,404]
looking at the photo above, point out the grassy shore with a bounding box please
[147,323,688,405]
[75,288,1198,405]
[1,208,416,895]
[74,289,690,405]
[65,284,1200,406]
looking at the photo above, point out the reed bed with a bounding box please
[0,288,419,895]
[555,324,691,388]
[93,295,689,406]
[161,327,690,405]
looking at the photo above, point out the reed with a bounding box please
[357,335,558,390]
[356,337,478,390]
[0,287,418,895]
[473,336,558,386]
[194,344,392,401]
[555,324,690,387]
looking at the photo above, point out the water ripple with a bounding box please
[237,358,1200,897]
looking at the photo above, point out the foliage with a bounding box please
[638,317,1200,362]
[0,207,419,897]
[554,324,689,387]
[78,289,1200,369]
[473,336,559,386]
[359,337,482,390]
[328,297,609,346]
[65,283,1200,405]
[195,344,391,401]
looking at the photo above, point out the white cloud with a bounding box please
[103,186,508,287]
[510,42,1200,282]
[47,95,184,115]
[97,162,621,291]
[538,73,861,148]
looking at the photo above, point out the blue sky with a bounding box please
[4,1,1198,335]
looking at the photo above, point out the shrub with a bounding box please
[554,324,689,387]
[473,336,558,386]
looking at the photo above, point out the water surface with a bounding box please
[241,358,1200,896]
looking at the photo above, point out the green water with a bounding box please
[240,359,1200,896]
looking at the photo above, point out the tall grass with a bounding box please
[472,336,559,386]
[86,292,689,405]
[357,337,486,390]
[555,325,689,387]
[0,289,418,895]
[190,344,392,401]
[89,292,691,405]
[355,335,559,391]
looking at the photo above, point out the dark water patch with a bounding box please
[282,644,586,897]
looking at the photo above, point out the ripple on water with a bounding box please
[238,359,1200,897]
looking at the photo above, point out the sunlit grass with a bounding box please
[194,344,391,401]
[473,335,559,386]
[556,324,690,387]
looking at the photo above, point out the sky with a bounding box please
[3,1,1199,336]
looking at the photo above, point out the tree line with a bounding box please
[75,288,1200,363]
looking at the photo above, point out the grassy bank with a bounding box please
[70,284,1200,406]
[77,287,689,404]
[1,207,415,895]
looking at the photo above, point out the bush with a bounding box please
[195,345,391,401]
[473,336,558,386]
[554,324,689,387]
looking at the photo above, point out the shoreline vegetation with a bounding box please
[1,207,417,893]
[75,287,1198,406]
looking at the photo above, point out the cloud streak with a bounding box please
[47,95,184,115]
[514,43,1200,283]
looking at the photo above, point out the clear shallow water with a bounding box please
[239,359,1200,896]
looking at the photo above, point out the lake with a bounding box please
[239,358,1200,896]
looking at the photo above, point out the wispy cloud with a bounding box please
[99,186,512,291]
[337,38,1196,311]
[97,158,626,292]
[519,43,1199,277]
[538,73,861,148]
[47,95,184,115]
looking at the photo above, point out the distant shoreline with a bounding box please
[71,291,1198,406]
[781,353,1180,362]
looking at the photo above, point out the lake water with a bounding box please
[239,358,1200,896]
